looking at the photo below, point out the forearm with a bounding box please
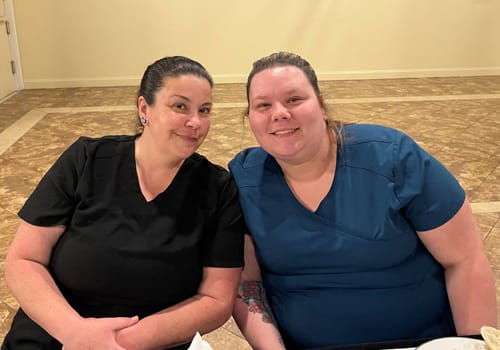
[232,281,285,350]
[445,252,497,335]
[116,294,234,349]
[5,259,83,343]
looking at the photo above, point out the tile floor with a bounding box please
[0,76,499,349]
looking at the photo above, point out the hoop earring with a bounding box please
[140,117,148,126]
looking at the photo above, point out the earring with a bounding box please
[140,116,148,126]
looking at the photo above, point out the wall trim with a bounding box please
[23,77,141,89]
[23,67,500,88]
[317,67,500,81]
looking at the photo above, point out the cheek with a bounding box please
[248,115,267,135]
[300,105,326,126]
[201,119,211,134]
[296,102,317,115]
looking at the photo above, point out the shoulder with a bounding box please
[188,152,229,174]
[228,147,270,180]
[342,123,420,160]
[48,135,133,169]
[72,135,135,156]
[229,147,268,169]
[187,153,231,182]
[343,123,408,145]
[74,135,135,145]
[228,147,279,188]
[339,124,412,176]
[49,135,135,179]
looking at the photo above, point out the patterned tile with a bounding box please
[0,76,499,348]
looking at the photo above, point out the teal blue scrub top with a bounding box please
[229,124,465,349]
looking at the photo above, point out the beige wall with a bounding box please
[12,0,500,88]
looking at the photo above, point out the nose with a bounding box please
[271,103,291,121]
[185,113,202,129]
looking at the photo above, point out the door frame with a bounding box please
[3,0,23,91]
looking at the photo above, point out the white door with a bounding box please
[0,0,17,99]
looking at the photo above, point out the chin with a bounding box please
[270,150,299,162]
[183,149,198,158]
[177,141,201,155]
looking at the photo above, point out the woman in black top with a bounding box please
[2,56,245,350]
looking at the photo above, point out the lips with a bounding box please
[177,133,199,142]
[271,128,298,135]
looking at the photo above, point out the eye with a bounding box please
[255,102,271,109]
[174,103,187,110]
[288,96,302,103]
[199,106,212,115]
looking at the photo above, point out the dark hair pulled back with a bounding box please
[136,56,213,130]
[139,56,213,105]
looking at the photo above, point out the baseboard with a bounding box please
[22,67,500,88]
[213,74,247,84]
[23,76,141,89]
[316,67,500,80]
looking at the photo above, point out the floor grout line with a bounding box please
[0,109,47,155]
[327,93,500,104]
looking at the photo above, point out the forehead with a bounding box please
[250,66,312,95]
[157,75,212,99]
[162,74,211,91]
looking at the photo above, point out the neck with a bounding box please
[135,134,184,172]
[134,134,184,201]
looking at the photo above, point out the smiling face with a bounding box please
[139,74,212,161]
[248,65,328,164]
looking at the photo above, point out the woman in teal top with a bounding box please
[229,52,497,349]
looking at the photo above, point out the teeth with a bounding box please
[274,129,295,135]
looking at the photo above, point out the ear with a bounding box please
[318,94,328,120]
[137,96,149,118]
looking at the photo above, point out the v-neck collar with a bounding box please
[129,140,191,204]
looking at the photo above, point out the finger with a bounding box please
[111,315,140,330]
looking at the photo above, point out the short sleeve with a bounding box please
[201,172,245,268]
[394,132,465,231]
[18,138,86,227]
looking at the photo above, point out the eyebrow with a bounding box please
[170,94,191,101]
[251,96,267,101]
[252,89,303,101]
[170,95,212,106]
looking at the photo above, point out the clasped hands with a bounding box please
[60,315,159,350]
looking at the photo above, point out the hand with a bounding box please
[61,316,139,350]
[114,320,148,350]
[115,319,167,350]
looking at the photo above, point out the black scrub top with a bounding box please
[2,135,245,350]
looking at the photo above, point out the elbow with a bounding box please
[218,298,237,324]
[4,253,17,292]
[204,295,237,328]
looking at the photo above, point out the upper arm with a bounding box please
[6,220,65,267]
[241,234,262,282]
[417,199,484,268]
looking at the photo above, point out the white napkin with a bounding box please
[187,332,214,350]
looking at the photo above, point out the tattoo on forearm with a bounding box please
[237,281,277,325]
